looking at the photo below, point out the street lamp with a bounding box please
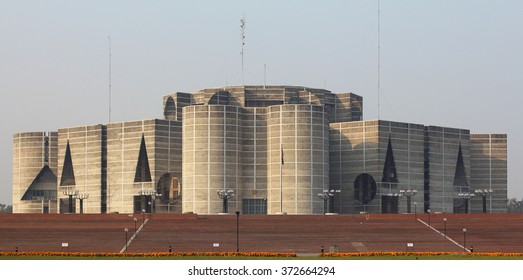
[458,193,475,214]
[142,209,145,224]
[62,187,79,214]
[133,218,138,233]
[427,209,431,228]
[139,189,161,214]
[124,228,129,252]
[398,189,417,213]
[148,201,152,219]
[443,218,447,238]
[475,189,493,214]
[318,189,333,214]
[217,189,235,213]
[414,202,417,220]
[463,228,467,252]
[235,211,240,252]
[76,193,89,214]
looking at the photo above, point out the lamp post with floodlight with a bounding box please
[475,189,493,214]
[217,189,235,213]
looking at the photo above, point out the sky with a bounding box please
[0,0,522,206]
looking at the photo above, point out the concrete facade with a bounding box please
[470,134,508,213]
[329,120,426,214]
[12,132,58,213]
[12,85,507,214]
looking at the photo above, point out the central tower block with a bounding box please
[267,104,330,214]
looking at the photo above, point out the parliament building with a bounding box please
[12,85,507,215]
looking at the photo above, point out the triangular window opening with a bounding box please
[60,141,76,186]
[134,134,152,183]
[381,137,399,184]
[22,165,57,200]
[453,143,469,188]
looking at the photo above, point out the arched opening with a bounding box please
[155,173,181,213]
[164,96,177,120]
[354,173,377,205]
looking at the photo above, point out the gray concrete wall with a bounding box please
[470,134,508,213]
[182,106,242,214]
[329,120,425,214]
[240,107,268,210]
[12,132,58,213]
[424,126,470,213]
[57,125,105,214]
[267,104,329,214]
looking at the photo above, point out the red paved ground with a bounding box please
[1,213,522,253]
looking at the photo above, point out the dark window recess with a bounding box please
[101,127,108,213]
[134,134,152,183]
[242,199,267,214]
[382,136,399,185]
[453,143,469,189]
[60,141,76,186]
[354,173,377,205]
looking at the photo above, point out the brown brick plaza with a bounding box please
[1,213,522,254]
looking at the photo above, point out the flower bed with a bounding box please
[322,252,523,257]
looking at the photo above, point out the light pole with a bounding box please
[217,189,235,213]
[148,202,152,219]
[62,187,79,214]
[475,189,493,214]
[399,189,417,213]
[318,189,333,214]
[427,209,431,228]
[458,193,475,214]
[443,218,447,238]
[133,218,137,233]
[414,202,417,220]
[463,228,467,252]
[139,188,161,215]
[76,193,89,214]
[142,209,145,224]
[235,211,240,252]
[125,228,129,252]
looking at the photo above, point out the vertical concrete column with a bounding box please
[267,104,329,214]
[182,105,242,214]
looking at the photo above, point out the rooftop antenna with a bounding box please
[264,64,266,89]
[377,0,381,120]
[240,14,246,85]
[108,36,112,123]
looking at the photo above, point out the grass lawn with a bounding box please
[2,254,523,260]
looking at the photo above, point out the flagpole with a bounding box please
[280,144,283,213]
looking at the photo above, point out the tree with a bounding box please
[507,198,523,213]
[0,204,12,213]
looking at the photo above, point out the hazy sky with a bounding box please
[1,0,522,205]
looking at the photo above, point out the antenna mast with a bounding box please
[108,36,112,123]
[240,14,246,85]
[377,0,381,120]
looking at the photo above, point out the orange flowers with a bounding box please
[321,252,523,257]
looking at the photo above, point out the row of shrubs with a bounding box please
[322,251,523,257]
